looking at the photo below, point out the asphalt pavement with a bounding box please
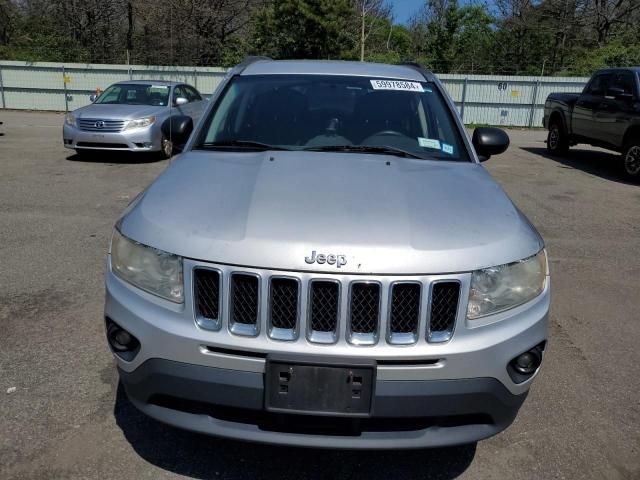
[0,111,638,479]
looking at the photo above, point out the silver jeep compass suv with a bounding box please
[105,58,549,449]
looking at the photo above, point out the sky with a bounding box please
[391,0,424,24]
[391,0,482,24]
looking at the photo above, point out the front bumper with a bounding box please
[105,256,549,448]
[119,358,527,449]
[63,123,161,152]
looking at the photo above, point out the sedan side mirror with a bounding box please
[472,127,510,161]
[174,97,188,106]
[161,115,194,151]
[89,94,97,102]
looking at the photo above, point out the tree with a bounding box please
[1,0,640,76]
[452,6,495,73]
[352,0,391,61]
[588,0,640,46]
[253,0,354,59]
[0,0,16,45]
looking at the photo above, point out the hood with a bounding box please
[73,103,166,120]
[119,151,543,275]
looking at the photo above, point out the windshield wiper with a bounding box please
[303,145,423,159]
[198,140,290,151]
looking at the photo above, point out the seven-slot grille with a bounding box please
[193,269,461,345]
[349,283,381,344]
[309,281,340,333]
[428,282,461,342]
[270,278,299,330]
[229,274,260,335]
[389,283,421,342]
[78,118,127,132]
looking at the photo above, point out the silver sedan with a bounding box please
[63,80,204,158]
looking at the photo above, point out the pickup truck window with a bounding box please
[584,74,611,96]
[610,72,635,97]
[195,74,470,161]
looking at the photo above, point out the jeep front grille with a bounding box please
[308,281,340,343]
[269,278,299,340]
[348,283,381,345]
[194,268,221,330]
[230,273,260,336]
[428,281,461,343]
[389,283,421,344]
[192,264,462,347]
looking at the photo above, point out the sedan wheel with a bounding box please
[161,136,173,159]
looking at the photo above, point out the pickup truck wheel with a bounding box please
[622,142,640,180]
[547,121,569,155]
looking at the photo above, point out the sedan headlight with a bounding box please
[467,249,547,319]
[110,229,183,303]
[65,113,77,127]
[124,116,155,130]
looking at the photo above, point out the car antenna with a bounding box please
[168,2,174,162]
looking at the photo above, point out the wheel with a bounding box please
[546,120,569,155]
[622,141,640,180]
[160,135,173,159]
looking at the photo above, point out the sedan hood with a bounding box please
[73,103,166,120]
[120,151,543,274]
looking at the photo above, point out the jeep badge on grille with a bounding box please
[305,250,347,268]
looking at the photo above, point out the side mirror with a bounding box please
[607,86,633,102]
[89,94,97,102]
[472,127,510,161]
[161,115,194,150]
[174,97,188,106]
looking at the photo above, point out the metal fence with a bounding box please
[0,60,589,127]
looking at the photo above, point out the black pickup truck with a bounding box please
[543,67,640,179]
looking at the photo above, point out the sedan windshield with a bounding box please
[195,74,469,161]
[95,84,170,106]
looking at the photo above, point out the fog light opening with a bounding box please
[111,328,133,351]
[106,319,140,360]
[507,342,545,384]
[513,351,541,375]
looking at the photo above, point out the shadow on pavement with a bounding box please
[522,146,638,186]
[114,384,476,480]
[66,150,165,164]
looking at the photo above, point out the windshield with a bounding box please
[195,74,469,161]
[95,84,170,106]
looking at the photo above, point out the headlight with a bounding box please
[467,249,547,319]
[124,116,155,130]
[65,113,77,127]
[110,229,183,303]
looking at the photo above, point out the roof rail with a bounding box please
[399,62,436,82]
[235,56,273,73]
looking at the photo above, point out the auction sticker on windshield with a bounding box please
[418,137,441,149]
[370,80,424,92]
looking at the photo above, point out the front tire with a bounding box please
[622,141,640,181]
[160,135,173,159]
[547,120,569,155]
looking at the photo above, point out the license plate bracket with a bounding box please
[265,355,375,417]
